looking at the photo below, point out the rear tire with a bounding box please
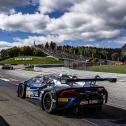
[18,85,26,99]
[42,92,56,114]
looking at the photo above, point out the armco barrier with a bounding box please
[34,64,64,71]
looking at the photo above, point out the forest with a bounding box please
[0,42,121,61]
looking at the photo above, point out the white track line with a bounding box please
[0,78,10,82]
[0,77,20,86]
[81,119,101,126]
[0,78,19,82]
[9,78,19,82]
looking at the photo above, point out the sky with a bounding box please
[0,0,126,50]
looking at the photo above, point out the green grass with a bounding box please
[88,65,126,74]
[0,56,64,64]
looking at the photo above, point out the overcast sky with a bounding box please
[0,0,126,49]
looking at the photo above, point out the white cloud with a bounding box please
[0,41,14,50]
[0,0,126,48]
[45,0,126,41]
[83,44,100,48]
[9,9,16,15]
[0,35,63,50]
[39,0,77,14]
[0,13,50,33]
[18,35,63,46]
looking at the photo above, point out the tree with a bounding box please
[0,42,122,61]
[111,53,120,61]
[19,46,33,56]
[45,42,49,48]
[50,41,57,50]
[101,50,108,60]
[36,44,44,48]
[33,48,46,56]
[8,47,19,57]
[1,49,9,59]
[57,46,62,51]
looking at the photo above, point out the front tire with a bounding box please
[42,92,56,114]
[18,85,26,98]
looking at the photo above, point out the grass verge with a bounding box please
[88,65,126,74]
[0,56,64,64]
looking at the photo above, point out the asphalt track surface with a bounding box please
[0,69,126,126]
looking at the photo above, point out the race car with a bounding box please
[2,65,13,70]
[17,74,117,114]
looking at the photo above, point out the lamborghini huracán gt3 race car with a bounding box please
[17,74,116,113]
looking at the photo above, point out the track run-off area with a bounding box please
[0,67,126,126]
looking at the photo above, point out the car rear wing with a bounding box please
[66,78,117,83]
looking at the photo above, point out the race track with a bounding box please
[0,68,126,126]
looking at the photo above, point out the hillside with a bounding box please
[0,43,121,61]
[0,56,64,64]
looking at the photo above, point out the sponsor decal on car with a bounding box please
[58,98,69,102]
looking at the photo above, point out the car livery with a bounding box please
[17,74,117,114]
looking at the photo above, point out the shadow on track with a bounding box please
[27,97,126,125]
[53,105,126,125]
[0,116,10,126]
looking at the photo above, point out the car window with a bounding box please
[46,80,54,86]
[32,77,43,84]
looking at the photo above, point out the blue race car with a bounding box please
[17,74,116,114]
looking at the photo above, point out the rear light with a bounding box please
[59,89,78,97]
